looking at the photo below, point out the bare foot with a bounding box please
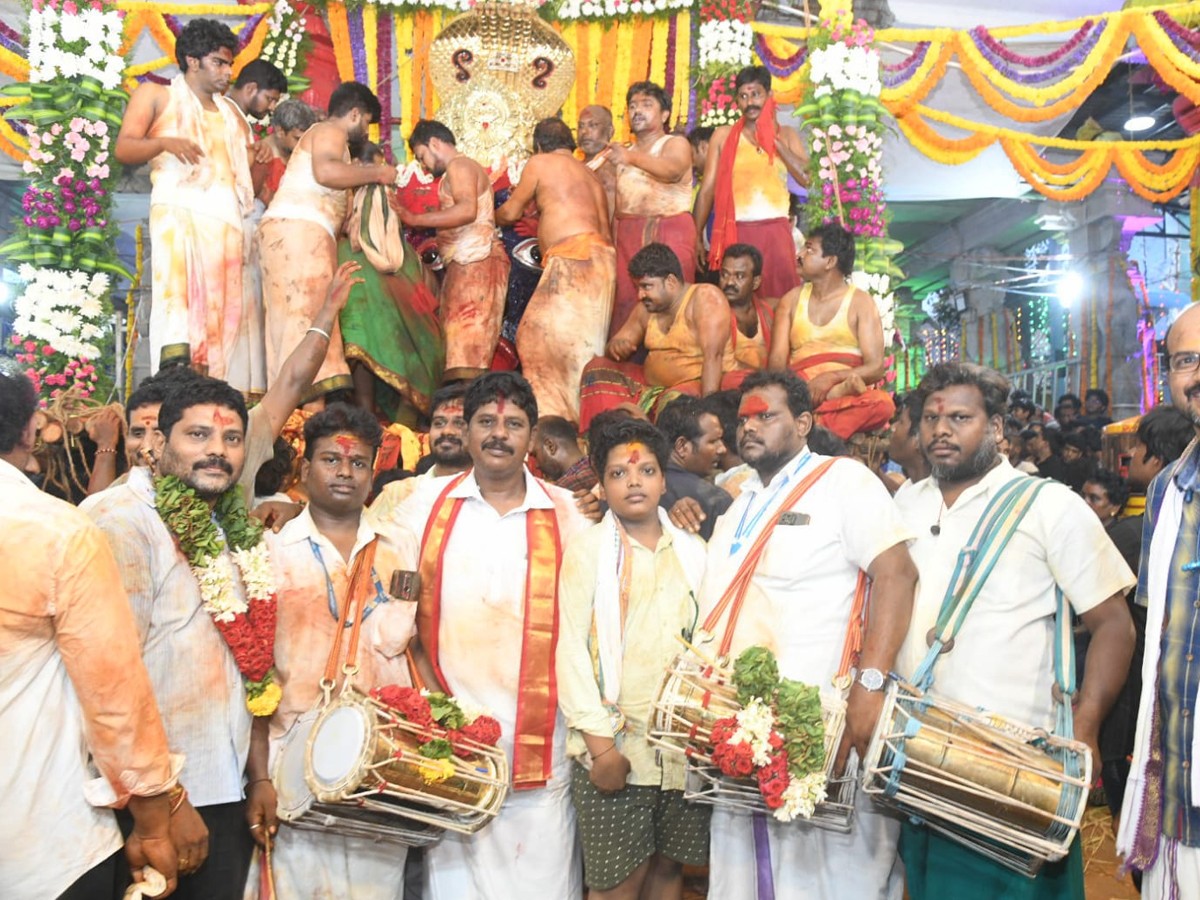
[827,374,868,400]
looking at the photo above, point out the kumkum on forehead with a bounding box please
[739,395,770,417]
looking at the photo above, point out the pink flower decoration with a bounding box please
[63,1,78,13]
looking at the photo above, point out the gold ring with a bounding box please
[249,823,262,830]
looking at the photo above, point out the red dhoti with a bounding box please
[792,351,894,440]
[731,217,799,300]
[612,212,696,339]
[578,356,751,432]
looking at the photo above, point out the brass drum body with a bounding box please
[862,679,1091,876]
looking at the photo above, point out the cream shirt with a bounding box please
[894,458,1136,729]
[700,450,914,687]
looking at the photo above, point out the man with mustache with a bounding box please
[606,82,696,341]
[700,369,917,899]
[376,372,589,899]
[720,243,775,372]
[893,363,1134,898]
[400,120,510,381]
[1119,304,1200,896]
[116,19,253,379]
[367,382,472,524]
[86,377,279,900]
[260,82,397,408]
[576,105,617,220]
[693,65,808,297]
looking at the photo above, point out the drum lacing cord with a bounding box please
[883,715,924,800]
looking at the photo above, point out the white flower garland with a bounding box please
[850,271,896,334]
[776,771,829,822]
[27,4,125,89]
[556,0,692,19]
[12,265,108,360]
[260,0,306,80]
[197,541,276,624]
[808,43,882,99]
[697,18,753,69]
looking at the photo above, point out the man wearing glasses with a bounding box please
[1118,304,1200,897]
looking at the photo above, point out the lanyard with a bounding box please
[730,449,812,555]
[308,539,388,626]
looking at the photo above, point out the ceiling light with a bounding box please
[1124,114,1156,132]
[1057,271,1084,305]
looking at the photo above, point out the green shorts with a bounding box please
[570,762,712,891]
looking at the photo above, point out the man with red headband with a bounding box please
[693,66,809,299]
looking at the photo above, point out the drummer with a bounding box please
[893,362,1134,898]
[557,416,711,898]
[699,369,917,900]
[255,403,418,898]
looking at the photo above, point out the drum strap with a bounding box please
[321,538,381,688]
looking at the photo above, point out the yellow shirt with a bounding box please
[556,520,702,788]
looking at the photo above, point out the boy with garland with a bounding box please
[86,376,278,900]
[249,403,419,898]
[556,416,711,899]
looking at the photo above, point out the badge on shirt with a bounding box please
[778,512,811,526]
[390,570,421,601]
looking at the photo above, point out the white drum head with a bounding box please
[273,712,318,822]
[309,704,371,791]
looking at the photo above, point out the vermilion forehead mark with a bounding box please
[624,442,646,465]
[212,409,235,427]
[934,398,945,415]
[495,393,507,415]
[739,396,769,417]
[333,433,357,454]
[438,402,464,417]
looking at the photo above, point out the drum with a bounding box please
[861,678,1091,876]
[305,688,510,835]
[272,709,443,848]
[649,653,855,832]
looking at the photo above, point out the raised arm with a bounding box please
[692,285,733,396]
[256,261,363,436]
[115,83,201,166]
[310,123,396,190]
[401,158,480,229]
[767,287,800,371]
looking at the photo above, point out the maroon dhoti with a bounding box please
[731,217,799,300]
[612,212,696,339]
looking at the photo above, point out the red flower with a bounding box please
[460,715,501,746]
[756,752,791,808]
[372,685,434,727]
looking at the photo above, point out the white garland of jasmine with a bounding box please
[808,42,882,99]
[729,698,779,767]
[776,771,829,822]
[697,18,753,69]
[556,0,692,19]
[260,0,306,80]
[12,265,108,360]
[27,4,125,89]
[196,541,275,623]
[850,271,895,333]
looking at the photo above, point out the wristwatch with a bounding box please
[857,667,886,692]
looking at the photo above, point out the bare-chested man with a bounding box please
[259,82,397,406]
[496,118,615,422]
[115,19,253,379]
[576,104,616,221]
[398,120,509,381]
[578,243,745,430]
[768,222,893,440]
[694,66,809,298]
[607,81,695,342]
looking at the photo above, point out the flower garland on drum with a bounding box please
[372,685,503,784]
[707,646,829,822]
[155,475,282,717]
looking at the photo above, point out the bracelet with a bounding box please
[590,744,616,762]
[95,447,117,455]
[168,785,187,816]
[306,326,331,341]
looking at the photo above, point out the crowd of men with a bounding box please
[9,14,1200,900]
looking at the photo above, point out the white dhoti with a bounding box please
[424,771,579,900]
[1142,835,1200,900]
[245,827,407,899]
[708,783,903,900]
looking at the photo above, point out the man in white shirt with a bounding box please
[86,376,276,900]
[376,372,589,899]
[0,367,181,899]
[258,403,419,898]
[894,362,1135,898]
[701,369,917,900]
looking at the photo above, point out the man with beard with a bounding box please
[769,223,894,440]
[116,19,253,378]
[86,377,279,899]
[368,382,472,524]
[894,363,1134,899]
[577,105,616,219]
[1118,305,1200,896]
[254,404,418,898]
[375,372,588,900]
[699,369,917,899]
[496,118,616,422]
[579,243,743,431]
[720,243,775,372]
[693,66,808,296]
[260,82,396,406]
[399,120,509,381]
[607,82,695,340]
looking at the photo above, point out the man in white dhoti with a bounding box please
[376,372,587,899]
[699,369,917,900]
[247,404,418,899]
